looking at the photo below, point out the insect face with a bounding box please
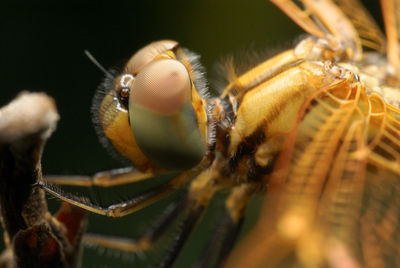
[93,40,209,172]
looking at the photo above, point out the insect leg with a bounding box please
[157,202,206,268]
[156,166,221,268]
[37,169,197,217]
[44,167,154,187]
[78,166,220,268]
[193,184,254,268]
[83,190,210,268]
[82,193,188,252]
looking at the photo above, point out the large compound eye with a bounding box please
[128,58,206,171]
[132,59,190,115]
[114,40,179,109]
[127,40,178,74]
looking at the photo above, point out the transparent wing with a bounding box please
[271,0,363,59]
[226,82,400,267]
[335,0,386,52]
[382,0,400,72]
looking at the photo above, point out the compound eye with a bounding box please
[128,59,206,171]
[127,40,178,74]
[131,59,190,115]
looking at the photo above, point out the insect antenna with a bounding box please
[84,50,115,80]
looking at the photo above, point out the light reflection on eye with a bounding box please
[120,74,134,88]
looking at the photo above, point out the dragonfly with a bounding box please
[37,0,400,267]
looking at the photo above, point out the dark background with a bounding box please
[0,1,382,267]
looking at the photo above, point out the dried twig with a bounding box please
[0,92,87,268]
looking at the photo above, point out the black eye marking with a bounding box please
[118,74,134,108]
[119,87,130,107]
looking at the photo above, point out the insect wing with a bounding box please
[335,0,386,52]
[381,0,400,71]
[226,81,400,267]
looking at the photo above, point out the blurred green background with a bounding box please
[0,0,382,267]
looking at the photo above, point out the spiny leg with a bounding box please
[82,191,211,268]
[37,168,199,217]
[74,165,221,268]
[193,184,254,268]
[157,201,207,268]
[156,165,221,268]
[83,192,188,252]
[44,167,155,187]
